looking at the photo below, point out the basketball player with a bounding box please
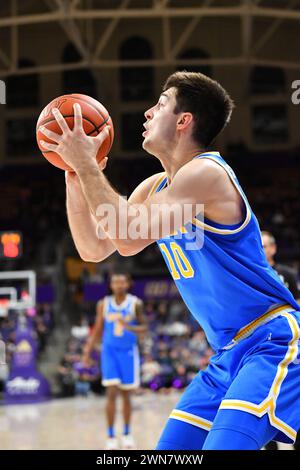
[39,71,300,450]
[83,272,146,450]
[261,230,300,451]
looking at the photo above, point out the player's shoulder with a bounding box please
[143,172,166,191]
[173,157,228,192]
[97,295,110,307]
[129,172,166,203]
[184,156,228,177]
[130,294,143,305]
[127,293,139,301]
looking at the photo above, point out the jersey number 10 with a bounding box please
[160,242,194,280]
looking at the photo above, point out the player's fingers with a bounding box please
[39,126,62,143]
[52,107,70,134]
[95,125,110,144]
[40,140,58,152]
[65,170,77,183]
[99,157,108,171]
[73,103,83,131]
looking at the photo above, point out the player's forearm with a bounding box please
[125,324,147,334]
[76,163,129,241]
[76,163,165,255]
[67,206,115,262]
[66,185,116,262]
[83,330,102,354]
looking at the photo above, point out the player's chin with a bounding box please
[142,137,149,151]
[142,135,154,153]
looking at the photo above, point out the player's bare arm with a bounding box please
[77,158,242,256]
[83,300,104,362]
[73,157,242,257]
[66,163,165,261]
[122,300,147,334]
[66,164,116,263]
[82,160,243,256]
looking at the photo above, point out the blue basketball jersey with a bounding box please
[153,151,300,350]
[102,294,139,349]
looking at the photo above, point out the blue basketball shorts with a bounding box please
[101,343,140,390]
[157,309,300,449]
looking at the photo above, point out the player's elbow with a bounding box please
[78,249,105,263]
[117,246,135,257]
[116,241,143,257]
[79,253,101,263]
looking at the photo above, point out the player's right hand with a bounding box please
[65,157,108,184]
[82,351,91,367]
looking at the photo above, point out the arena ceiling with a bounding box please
[0,0,300,77]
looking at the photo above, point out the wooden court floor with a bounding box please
[0,392,293,450]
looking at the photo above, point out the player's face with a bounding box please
[142,87,179,155]
[110,275,129,296]
[262,234,277,262]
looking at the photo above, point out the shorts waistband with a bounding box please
[223,304,296,350]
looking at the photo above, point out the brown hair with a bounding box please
[163,70,234,147]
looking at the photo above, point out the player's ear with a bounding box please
[177,112,193,130]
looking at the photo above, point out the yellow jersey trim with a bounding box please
[149,173,167,197]
[233,303,293,344]
[220,312,299,442]
[170,409,212,431]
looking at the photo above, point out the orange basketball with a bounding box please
[36,94,114,171]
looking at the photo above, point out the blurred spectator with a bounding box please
[73,360,100,396]
[141,354,161,387]
[56,326,102,397]
[57,357,76,398]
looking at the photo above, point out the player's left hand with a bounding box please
[118,318,129,330]
[38,103,110,172]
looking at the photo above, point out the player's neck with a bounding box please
[161,146,205,184]
[113,293,127,305]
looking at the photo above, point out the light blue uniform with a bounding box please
[101,294,140,389]
[154,152,300,449]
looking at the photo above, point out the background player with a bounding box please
[83,272,146,450]
[40,71,300,450]
[262,231,300,304]
[261,230,300,451]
